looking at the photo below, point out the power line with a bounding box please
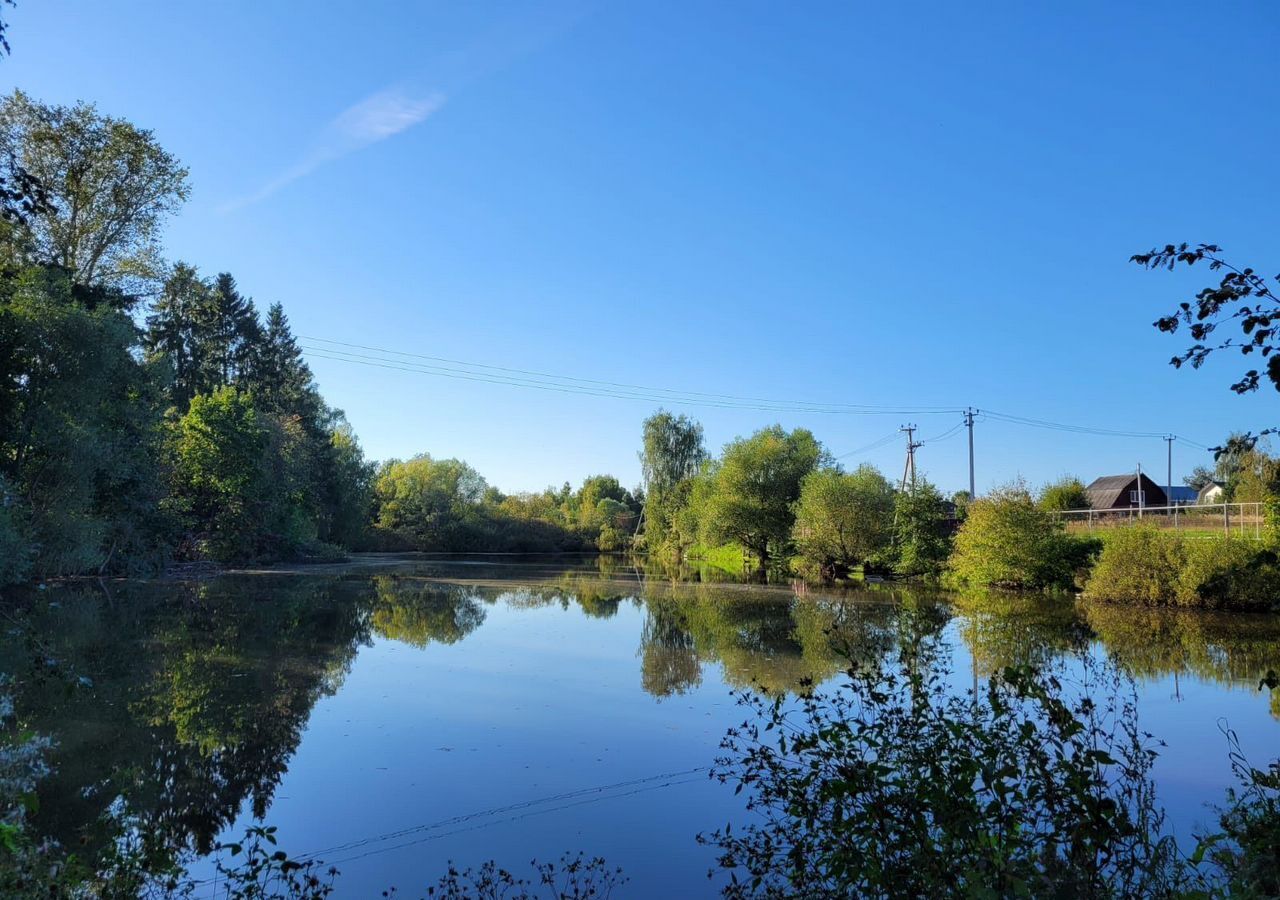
[982,409,1170,439]
[835,430,901,460]
[300,337,959,416]
[299,336,1217,453]
[920,422,965,444]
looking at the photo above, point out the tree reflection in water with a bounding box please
[2,561,1278,890]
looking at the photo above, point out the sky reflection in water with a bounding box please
[3,557,1278,897]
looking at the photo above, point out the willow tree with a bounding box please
[699,425,826,569]
[639,410,705,548]
[792,465,895,578]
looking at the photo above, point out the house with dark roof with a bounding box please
[1085,474,1168,510]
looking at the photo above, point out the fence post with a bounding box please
[1224,503,1230,537]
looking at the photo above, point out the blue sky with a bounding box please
[5,1,1278,494]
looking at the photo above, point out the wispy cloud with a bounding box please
[222,87,446,211]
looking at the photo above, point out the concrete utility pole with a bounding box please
[899,424,922,492]
[1137,462,1144,518]
[964,408,978,498]
[1164,435,1175,506]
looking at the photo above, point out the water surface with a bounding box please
[3,556,1278,896]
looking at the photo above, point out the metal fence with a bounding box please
[1049,502,1264,538]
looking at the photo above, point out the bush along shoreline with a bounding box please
[1083,526,1280,610]
[944,482,1280,610]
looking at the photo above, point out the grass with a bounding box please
[686,542,752,574]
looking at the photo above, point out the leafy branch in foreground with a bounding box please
[700,637,1196,898]
[414,852,627,899]
[207,825,338,900]
[1201,696,1280,897]
[1134,243,1280,395]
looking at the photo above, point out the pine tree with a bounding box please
[144,262,215,409]
[251,302,317,418]
[208,272,257,384]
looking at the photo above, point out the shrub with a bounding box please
[1085,528,1280,610]
[701,640,1193,898]
[1038,475,1090,511]
[1180,538,1280,610]
[949,481,1075,589]
[1083,526,1185,604]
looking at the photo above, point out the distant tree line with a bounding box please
[637,410,956,580]
[0,90,646,584]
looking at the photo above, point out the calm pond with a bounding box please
[4,555,1280,896]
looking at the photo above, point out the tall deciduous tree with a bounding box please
[0,90,189,296]
[699,425,826,569]
[373,455,488,548]
[641,410,706,493]
[168,387,270,562]
[792,465,895,578]
[0,265,167,577]
[639,410,705,547]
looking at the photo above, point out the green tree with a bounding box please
[575,474,633,531]
[893,479,953,578]
[950,481,1077,589]
[699,425,826,569]
[145,262,218,410]
[0,265,168,575]
[320,417,374,548]
[372,455,488,549]
[207,272,261,385]
[0,90,189,295]
[639,410,705,548]
[792,465,895,579]
[640,410,706,493]
[1038,475,1090,511]
[168,387,270,562]
[1226,446,1280,505]
[1185,465,1216,491]
[248,303,317,418]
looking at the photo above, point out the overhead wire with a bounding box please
[299,336,1217,453]
[300,336,959,416]
[981,409,1168,439]
[834,430,901,460]
[920,422,965,444]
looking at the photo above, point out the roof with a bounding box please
[1198,480,1227,497]
[1085,473,1166,509]
[1085,474,1140,509]
[1167,486,1199,503]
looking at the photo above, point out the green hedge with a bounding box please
[1083,525,1280,609]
